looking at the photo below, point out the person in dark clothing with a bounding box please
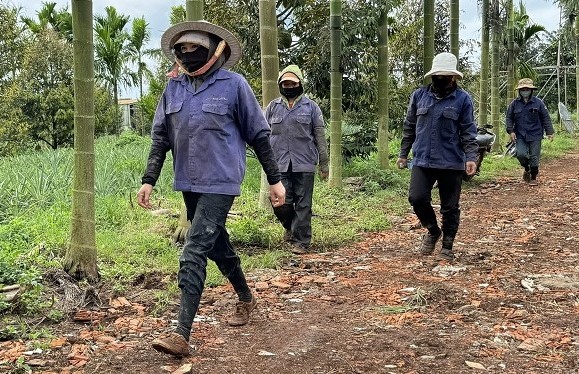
[396,52,478,262]
[265,65,329,254]
[137,21,285,357]
[506,78,554,186]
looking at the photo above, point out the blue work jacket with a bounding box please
[506,96,554,142]
[148,69,271,195]
[399,86,478,170]
[265,96,328,173]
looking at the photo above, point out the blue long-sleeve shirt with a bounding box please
[143,69,273,196]
[399,86,478,170]
[506,96,554,141]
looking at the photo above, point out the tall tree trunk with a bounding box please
[65,0,99,282]
[506,0,515,106]
[186,0,204,21]
[423,0,435,85]
[174,1,204,244]
[479,0,490,127]
[258,0,279,209]
[377,8,389,169]
[450,0,460,58]
[113,82,119,133]
[329,0,342,188]
[490,0,501,152]
[575,16,579,113]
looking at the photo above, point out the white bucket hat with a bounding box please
[161,21,242,70]
[424,52,463,78]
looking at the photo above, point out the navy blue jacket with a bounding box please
[506,96,554,141]
[399,86,478,170]
[143,69,272,195]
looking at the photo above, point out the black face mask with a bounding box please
[279,85,303,99]
[179,47,209,73]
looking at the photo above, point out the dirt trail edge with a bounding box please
[2,151,578,374]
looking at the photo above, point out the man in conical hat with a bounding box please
[137,21,285,357]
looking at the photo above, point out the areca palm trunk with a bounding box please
[258,0,279,208]
[65,0,98,282]
[490,0,501,151]
[479,0,490,127]
[174,1,204,243]
[576,15,579,112]
[186,0,203,20]
[506,0,515,105]
[423,0,435,85]
[377,7,389,169]
[329,0,342,187]
[450,0,460,58]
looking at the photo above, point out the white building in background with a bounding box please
[118,98,138,132]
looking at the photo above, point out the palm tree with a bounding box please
[506,0,515,105]
[479,0,490,127]
[94,6,132,134]
[423,0,435,85]
[258,0,280,208]
[329,0,342,187]
[490,0,501,151]
[21,1,73,41]
[377,4,389,169]
[65,0,98,282]
[512,1,546,80]
[450,0,460,58]
[186,0,204,20]
[128,17,151,99]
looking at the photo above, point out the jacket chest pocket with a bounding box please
[166,100,184,129]
[201,103,229,131]
[441,108,459,136]
[269,116,283,135]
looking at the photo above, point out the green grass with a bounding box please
[0,131,576,331]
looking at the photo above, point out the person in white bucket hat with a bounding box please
[397,52,478,262]
[137,21,286,357]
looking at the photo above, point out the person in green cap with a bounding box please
[265,65,329,254]
[506,78,554,186]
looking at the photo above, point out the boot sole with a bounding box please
[152,340,189,357]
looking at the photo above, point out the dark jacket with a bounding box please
[142,69,272,195]
[506,96,554,142]
[265,95,329,173]
[399,85,478,170]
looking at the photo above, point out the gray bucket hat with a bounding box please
[161,21,242,70]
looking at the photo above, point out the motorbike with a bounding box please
[462,124,496,181]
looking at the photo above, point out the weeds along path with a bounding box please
[2,150,578,374]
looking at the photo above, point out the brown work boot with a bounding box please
[529,177,538,186]
[227,294,257,326]
[420,231,441,255]
[289,243,309,255]
[283,230,292,242]
[151,332,190,357]
[439,235,455,262]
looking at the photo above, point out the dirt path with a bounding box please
[2,151,578,374]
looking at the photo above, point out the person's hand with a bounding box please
[510,132,516,142]
[269,182,286,207]
[465,161,477,176]
[137,183,154,209]
[396,158,408,169]
[319,167,329,181]
[547,134,554,142]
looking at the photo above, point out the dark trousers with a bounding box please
[516,138,542,176]
[176,192,250,336]
[408,166,463,238]
[273,172,315,247]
